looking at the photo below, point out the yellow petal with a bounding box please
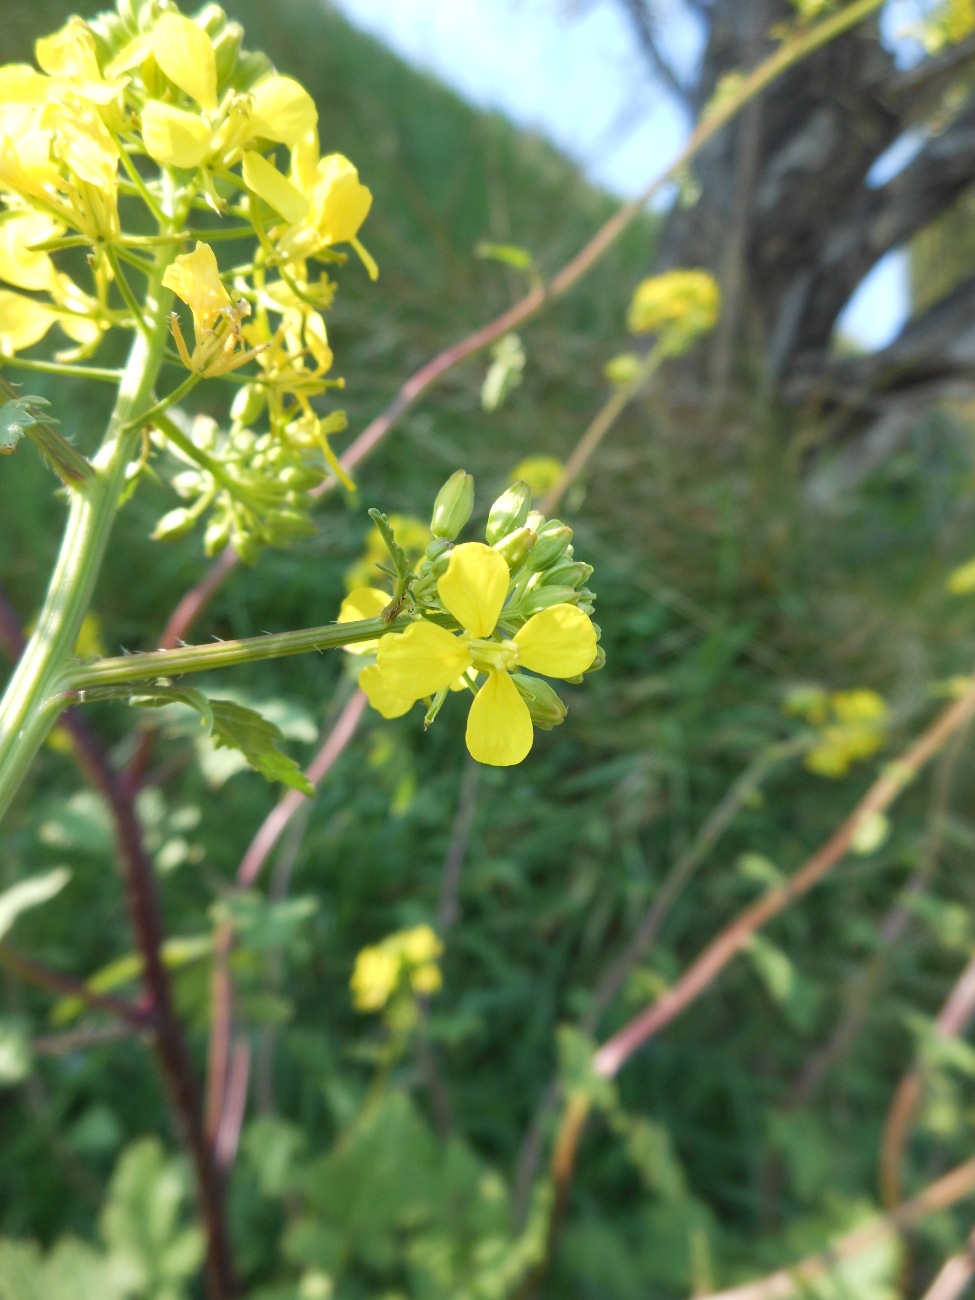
[0,212,61,291]
[358,664,413,720]
[141,99,212,169]
[466,670,533,766]
[249,75,317,145]
[35,18,102,82]
[514,604,597,678]
[338,587,388,656]
[242,150,308,224]
[0,290,58,353]
[376,621,471,700]
[437,542,509,637]
[152,13,217,109]
[310,153,372,244]
[162,241,231,334]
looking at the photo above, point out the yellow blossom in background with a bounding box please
[510,456,565,499]
[627,269,720,355]
[350,925,443,1013]
[786,686,889,778]
[372,543,597,766]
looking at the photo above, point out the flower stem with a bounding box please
[0,253,173,825]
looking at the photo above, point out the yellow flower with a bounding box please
[163,241,258,375]
[337,588,414,718]
[350,925,443,1013]
[374,543,597,766]
[241,129,375,275]
[627,269,720,354]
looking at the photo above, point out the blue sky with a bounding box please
[330,0,909,349]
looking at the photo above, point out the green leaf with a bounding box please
[0,395,52,455]
[100,1138,204,1300]
[0,869,70,942]
[210,700,313,795]
[475,241,536,273]
[0,1237,121,1300]
[133,691,312,795]
[481,333,525,412]
[0,1019,31,1086]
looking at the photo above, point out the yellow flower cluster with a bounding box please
[350,924,443,1013]
[626,269,720,356]
[337,478,602,768]
[786,686,889,779]
[0,0,375,549]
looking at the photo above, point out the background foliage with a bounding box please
[4,1,975,1296]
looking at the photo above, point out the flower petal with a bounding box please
[249,75,317,145]
[242,151,308,224]
[162,241,231,334]
[466,669,534,766]
[358,664,413,719]
[142,100,212,168]
[0,289,58,353]
[437,542,509,637]
[514,604,597,678]
[376,621,471,700]
[338,587,388,656]
[152,13,217,110]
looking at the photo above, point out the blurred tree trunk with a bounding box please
[620,0,975,458]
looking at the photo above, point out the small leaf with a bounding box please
[475,241,536,273]
[481,333,525,412]
[0,395,53,454]
[0,868,70,942]
[210,700,313,795]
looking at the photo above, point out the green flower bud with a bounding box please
[279,465,324,491]
[493,526,536,570]
[235,49,273,91]
[585,646,606,674]
[430,470,474,539]
[204,517,231,556]
[511,674,567,731]
[486,481,531,544]
[197,4,229,35]
[529,525,573,570]
[520,586,578,615]
[539,560,593,588]
[152,507,196,542]
[272,509,316,538]
[425,537,452,562]
[525,510,545,532]
[230,381,265,427]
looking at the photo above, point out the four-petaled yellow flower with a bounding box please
[370,542,597,766]
[163,241,258,376]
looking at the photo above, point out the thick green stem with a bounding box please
[0,265,172,824]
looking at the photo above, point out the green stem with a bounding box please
[0,258,173,825]
[64,614,412,693]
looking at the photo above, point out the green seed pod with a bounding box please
[529,525,573,571]
[430,470,474,539]
[486,481,531,545]
[493,526,536,570]
[511,674,567,731]
[152,507,196,541]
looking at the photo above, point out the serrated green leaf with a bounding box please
[0,396,51,454]
[51,935,211,1026]
[210,700,313,795]
[0,869,70,942]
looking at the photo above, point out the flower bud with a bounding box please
[204,517,231,555]
[529,525,573,570]
[585,646,606,674]
[493,526,536,570]
[231,380,264,428]
[520,586,578,615]
[152,507,196,541]
[511,674,567,731]
[539,560,593,588]
[486,481,531,545]
[197,4,230,35]
[425,537,451,562]
[430,470,474,539]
